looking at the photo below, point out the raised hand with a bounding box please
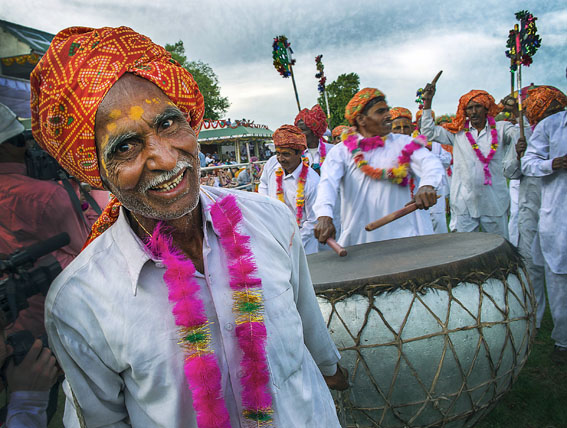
[422,70,443,109]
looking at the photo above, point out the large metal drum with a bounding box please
[308,233,535,428]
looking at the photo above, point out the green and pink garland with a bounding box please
[146,194,273,427]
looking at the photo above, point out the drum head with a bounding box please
[308,232,520,293]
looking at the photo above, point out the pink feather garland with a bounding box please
[210,195,273,419]
[146,223,231,428]
[144,195,273,426]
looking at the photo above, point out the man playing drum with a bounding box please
[313,88,444,247]
[33,26,347,426]
[521,85,567,365]
[259,125,320,254]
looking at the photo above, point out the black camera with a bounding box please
[24,137,68,181]
[0,233,70,324]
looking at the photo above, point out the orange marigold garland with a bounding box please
[342,128,425,186]
[275,156,310,226]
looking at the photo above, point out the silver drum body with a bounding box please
[309,233,536,428]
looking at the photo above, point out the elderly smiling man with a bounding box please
[32,26,346,427]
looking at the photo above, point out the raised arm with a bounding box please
[420,75,456,146]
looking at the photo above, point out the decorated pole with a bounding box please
[315,54,331,118]
[505,10,541,142]
[272,35,301,112]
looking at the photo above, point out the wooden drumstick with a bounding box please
[365,203,418,232]
[430,70,443,85]
[365,195,442,232]
[326,238,347,257]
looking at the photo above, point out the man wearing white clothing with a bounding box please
[259,125,320,255]
[33,26,347,427]
[313,88,444,247]
[420,84,520,238]
[521,104,567,365]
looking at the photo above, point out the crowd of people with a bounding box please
[0,23,565,427]
[256,79,567,373]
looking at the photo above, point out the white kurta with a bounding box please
[427,142,452,233]
[258,155,320,254]
[521,111,567,275]
[314,132,444,247]
[45,187,340,428]
[303,140,335,168]
[420,109,520,218]
[502,121,546,325]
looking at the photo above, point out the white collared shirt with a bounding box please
[258,155,320,254]
[313,132,443,247]
[303,141,335,168]
[45,187,340,427]
[421,109,520,217]
[521,111,567,274]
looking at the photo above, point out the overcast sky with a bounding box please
[2,0,566,131]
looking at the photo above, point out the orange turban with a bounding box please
[273,125,307,151]
[442,90,501,134]
[415,109,435,123]
[294,104,327,138]
[524,86,567,125]
[390,107,412,121]
[345,88,386,125]
[332,125,348,138]
[30,26,205,189]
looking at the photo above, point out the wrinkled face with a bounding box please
[94,74,200,220]
[465,100,488,128]
[296,120,319,147]
[391,117,413,136]
[276,148,302,174]
[356,100,392,137]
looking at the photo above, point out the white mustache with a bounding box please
[139,160,193,192]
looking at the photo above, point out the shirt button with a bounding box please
[237,369,244,378]
[225,323,234,331]
[155,261,164,268]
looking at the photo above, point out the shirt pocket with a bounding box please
[263,285,304,389]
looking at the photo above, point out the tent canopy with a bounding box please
[198,124,273,144]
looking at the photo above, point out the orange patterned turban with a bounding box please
[273,125,307,151]
[30,26,205,189]
[415,109,435,123]
[344,88,386,125]
[332,125,348,138]
[294,104,327,138]
[390,107,412,121]
[524,86,567,125]
[442,90,501,134]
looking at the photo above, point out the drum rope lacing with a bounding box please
[320,261,537,427]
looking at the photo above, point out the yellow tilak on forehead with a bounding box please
[109,109,122,120]
[106,123,117,132]
[152,97,161,104]
[129,105,144,121]
[144,99,152,104]
[99,134,110,176]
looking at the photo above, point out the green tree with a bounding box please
[165,41,230,120]
[317,72,360,129]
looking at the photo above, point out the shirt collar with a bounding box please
[561,111,567,127]
[111,188,217,295]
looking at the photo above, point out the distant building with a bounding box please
[0,20,55,118]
